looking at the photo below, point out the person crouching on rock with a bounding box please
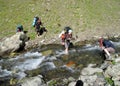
[98,37,115,60]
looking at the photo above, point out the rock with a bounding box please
[114,80,120,86]
[68,81,76,86]
[18,75,46,86]
[0,32,29,56]
[79,75,97,86]
[79,74,106,86]
[105,64,120,80]
[115,57,120,63]
[81,67,103,75]
[100,61,111,70]
[41,50,53,56]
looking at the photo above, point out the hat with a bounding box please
[69,30,72,34]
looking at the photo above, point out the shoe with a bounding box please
[106,56,113,61]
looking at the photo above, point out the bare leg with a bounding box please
[65,48,68,54]
[64,40,70,54]
[104,48,110,57]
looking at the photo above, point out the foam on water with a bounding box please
[24,52,42,57]
[15,71,26,79]
[113,41,120,46]
[9,52,42,61]
[0,67,12,78]
[13,56,45,71]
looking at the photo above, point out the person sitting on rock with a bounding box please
[98,37,115,60]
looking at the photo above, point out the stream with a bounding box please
[0,38,120,85]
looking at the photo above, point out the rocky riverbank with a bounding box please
[13,34,120,86]
[0,32,120,86]
[13,54,120,86]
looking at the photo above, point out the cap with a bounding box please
[69,30,72,34]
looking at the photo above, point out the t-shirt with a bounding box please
[103,40,115,49]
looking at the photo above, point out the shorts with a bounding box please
[64,40,70,49]
[106,47,115,53]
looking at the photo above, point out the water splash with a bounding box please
[0,66,11,78]
[13,56,45,71]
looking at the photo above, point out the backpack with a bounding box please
[61,34,66,40]
[32,17,39,27]
[16,24,23,32]
[64,26,71,33]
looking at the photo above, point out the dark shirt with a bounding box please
[103,40,115,49]
[35,22,40,30]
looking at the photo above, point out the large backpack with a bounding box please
[32,17,39,27]
[64,26,71,33]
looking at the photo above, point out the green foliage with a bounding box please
[10,78,18,85]
[105,77,114,86]
[112,60,116,65]
[48,80,57,86]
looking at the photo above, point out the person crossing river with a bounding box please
[59,27,73,54]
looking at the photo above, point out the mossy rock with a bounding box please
[25,69,41,77]
[10,52,19,57]
[41,50,53,56]
[10,78,18,85]
[47,79,57,86]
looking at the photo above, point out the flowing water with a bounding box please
[0,39,120,85]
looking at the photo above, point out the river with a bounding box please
[0,38,120,85]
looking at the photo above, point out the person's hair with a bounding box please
[75,80,83,86]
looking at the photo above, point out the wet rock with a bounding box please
[25,69,42,77]
[41,49,53,56]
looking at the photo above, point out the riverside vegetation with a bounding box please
[0,0,120,41]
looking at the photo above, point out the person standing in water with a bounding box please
[59,27,73,54]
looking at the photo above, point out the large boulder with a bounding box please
[104,64,120,86]
[18,75,46,86]
[0,31,29,56]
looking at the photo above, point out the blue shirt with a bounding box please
[103,40,115,49]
